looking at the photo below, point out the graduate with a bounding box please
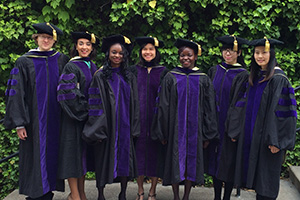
[205,35,249,200]
[152,39,218,200]
[82,35,140,200]
[231,37,297,200]
[131,36,168,200]
[4,22,68,199]
[57,31,99,200]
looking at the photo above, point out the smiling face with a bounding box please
[141,43,156,62]
[222,48,240,65]
[254,46,270,70]
[179,47,197,69]
[109,43,124,68]
[76,38,93,58]
[37,33,55,51]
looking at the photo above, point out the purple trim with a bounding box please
[275,110,297,118]
[7,79,11,85]
[10,68,19,75]
[236,101,246,107]
[57,83,76,91]
[10,79,18,86]
[59,73,75,81]
[9,89,17,96]
[46,53,61,191]
[57,93,76,101]
[88,98,102,105]
[282,87,295,95]
[173,72,187,181]
[82,142,87,175]
[33,51,61,193]
[186,75,200,182]
[278,98,297,106]
[33,57,50,193]
[88,87,100,95]
[5,89,8,96]
[116,75,131,177]
[72,60,97,98]
[88,109,103,116]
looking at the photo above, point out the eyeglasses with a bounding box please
[39,35,53,41]
[222,48,236,54]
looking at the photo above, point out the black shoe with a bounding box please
[118,192,126,200]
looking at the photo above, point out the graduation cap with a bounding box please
[101,34,133,53]
[216,35,249,52]
[174,38,202,56]
[135,36,164,48]
[32,22,63,41]
[248,36,284,52]
[71,31,100,45]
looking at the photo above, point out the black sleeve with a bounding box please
[57,62,89,122]
[202,75,219,141]
[82,72,108,143]
[263,74,297,150]
[129,73,140,137]
[151,73,172,141]
[4,57,31,129]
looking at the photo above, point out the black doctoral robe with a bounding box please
[4,49,68,198]
[229,68,297,198]
[151,66,219,186]
[57,57,98,179]
[205,62,248,183]
[82,67,140,188]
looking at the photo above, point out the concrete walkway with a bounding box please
[4,179,299,200]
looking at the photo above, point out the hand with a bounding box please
[268,145,280,154]
[161,140,167,145]
[231,138,237,142]
[203,140,209,149]
[17,128,27,140]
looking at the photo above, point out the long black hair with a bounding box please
[221,44,247,68]
[101,43,130,82]
[70,42,97,60]
[137,43,161,67]
[249,48,277,86]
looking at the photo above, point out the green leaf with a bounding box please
[42,5,52,15]
[58,10,69,22]
[65,0,75,9]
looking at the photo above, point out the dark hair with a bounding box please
[101,43,130,82]
[249,48,276,86]
[178,46,198,66]
[137,43,161,66]
[70,41,97,60]
[221,44,246,68]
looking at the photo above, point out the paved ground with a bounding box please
[4,179,300,200]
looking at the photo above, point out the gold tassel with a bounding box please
[232,35,238,52]
[197,44,201,56]
[123,36,131,44]
[153,37,159,47]
[264,36,270,52]
[46,23,57,41]
[53,30,57,41]
[91,33,96,44]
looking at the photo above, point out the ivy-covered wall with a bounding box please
[1,0,300,198]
